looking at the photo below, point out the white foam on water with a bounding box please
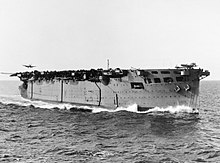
[0,95,71,109]
[0,95,99,111]
[0,95,30,106]
[92,104,198,114]
[159,105,197,114]
[92,104,138,113]
[92,104,199,114]
[0,95,198,114]
[146,105,198,114]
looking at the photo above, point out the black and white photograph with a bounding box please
[0,0,219,162]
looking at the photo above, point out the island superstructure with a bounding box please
[11,63,210,111]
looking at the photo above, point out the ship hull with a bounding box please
[18,68,204,111]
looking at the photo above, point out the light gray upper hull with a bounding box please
[19,68,205,111]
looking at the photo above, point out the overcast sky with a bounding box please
[0,0,219,80]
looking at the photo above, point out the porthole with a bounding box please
[176,76,184,82]
[174,71,181,74]
[151,71,158,74]
[147,78,152,84]
[154,78,161,83]
[164,77,173,83]
[161,71,170,74]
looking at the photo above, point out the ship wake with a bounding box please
[0,95,198,114]
[92,104,199,114]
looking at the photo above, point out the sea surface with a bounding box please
[0,80,220,163]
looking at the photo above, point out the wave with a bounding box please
[92,104,199,114]
[0,95,198,114]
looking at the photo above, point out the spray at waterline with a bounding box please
[0,95,199,114]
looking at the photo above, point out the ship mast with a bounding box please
[107,59,110,70]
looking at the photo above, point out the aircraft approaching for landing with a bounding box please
[23,64,36,68]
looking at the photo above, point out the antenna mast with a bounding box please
[107,59,109,70]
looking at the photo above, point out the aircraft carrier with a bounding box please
[11,63,210,111]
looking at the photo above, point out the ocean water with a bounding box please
[0,80,220,163]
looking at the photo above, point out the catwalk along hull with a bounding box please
[16,64,209,111]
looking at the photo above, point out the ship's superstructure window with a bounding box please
[154,78,161,83]
[151,71,158,74]
[147,78,152,84]
[176,76,184,82]
[131,82,144,89]
[161,71,170,74]
[163,77,173,83]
